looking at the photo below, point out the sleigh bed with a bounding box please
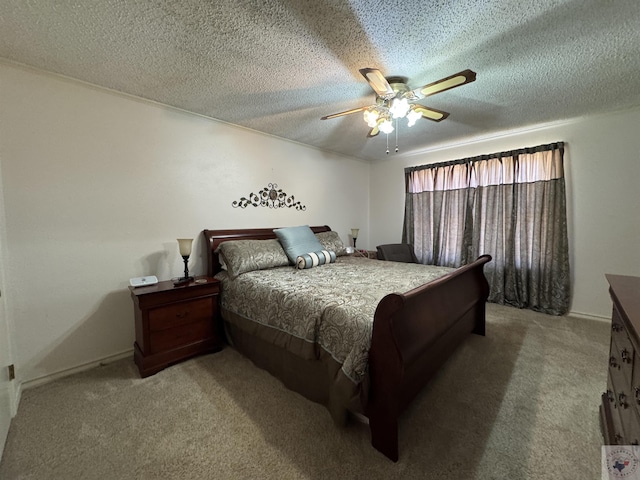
[203,225,491,461]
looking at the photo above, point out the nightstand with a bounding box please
[129,276,223,377]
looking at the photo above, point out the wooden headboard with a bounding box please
[202,225,332,277]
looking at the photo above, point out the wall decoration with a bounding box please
[232,182,306,211]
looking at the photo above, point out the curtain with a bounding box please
[403,142,570,315]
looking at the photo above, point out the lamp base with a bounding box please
[172,276,194,287]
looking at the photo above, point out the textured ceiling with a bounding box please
[1,1,639,161]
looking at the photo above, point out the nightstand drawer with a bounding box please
[149,319,214,353]
[148,298,213,331]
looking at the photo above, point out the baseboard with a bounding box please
[20,349,134,391]
[568,310,610,322]
[8,311,607,398]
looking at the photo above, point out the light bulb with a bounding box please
[389,97,410,119]
[379,118,394,134]
[406,108,422,127]
[363,109,380,128]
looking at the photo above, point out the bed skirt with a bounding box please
[221,308,369,425]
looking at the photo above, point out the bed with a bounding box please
[203,225,491,461]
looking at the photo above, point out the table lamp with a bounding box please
[351,228,359,249]
[174,238,194,286]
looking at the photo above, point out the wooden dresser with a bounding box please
[129,276,224,377]
[601,274,640,445]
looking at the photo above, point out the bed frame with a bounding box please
[203,226,491,461]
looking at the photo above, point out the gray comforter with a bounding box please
[216,256,453,384]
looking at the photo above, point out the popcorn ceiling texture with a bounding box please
[1,0,639,161]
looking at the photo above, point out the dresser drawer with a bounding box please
[149,319,215,354]
[625,408,640,446]
[613,323,634,365]
[616,386,640,445]
[606,377,626,444]
[148,297,214,331]
[632,350,640,410]
[609,337,629,392]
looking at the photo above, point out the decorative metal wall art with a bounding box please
[232,183,306,211]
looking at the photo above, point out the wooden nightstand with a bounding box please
[129,276,223,377]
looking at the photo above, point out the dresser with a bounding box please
[600,274,640,445]
[129,276,224,377]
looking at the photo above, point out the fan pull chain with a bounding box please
[395,118,399,153]
[386,132,389,155]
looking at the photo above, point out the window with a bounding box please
[403,142,569,315]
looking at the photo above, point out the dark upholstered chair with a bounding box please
[376,244,419,263]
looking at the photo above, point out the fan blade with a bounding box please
[321,105,370,120]
[412,69,476,99]
[414,105,450,122]
[359,68,394,97]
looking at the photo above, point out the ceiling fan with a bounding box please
[321,68,476,144]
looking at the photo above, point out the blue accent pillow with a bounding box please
[274,225,325,264]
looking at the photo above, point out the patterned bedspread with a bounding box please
[216,256,454,384]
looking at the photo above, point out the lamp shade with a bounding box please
[406,107,422,127]
[351,228,359,239]
[379,119,394,134]
[177,238,193,257]
[390,97,410,119]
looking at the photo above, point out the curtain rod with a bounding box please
[405,141,564,173]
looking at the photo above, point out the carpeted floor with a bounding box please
[0,303,610,479]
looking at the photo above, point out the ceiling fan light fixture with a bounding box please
[406,107,422,127]
[389,97,410,119]
[322,67,476,153]
[379,118,394,134]
[363,108,380,128]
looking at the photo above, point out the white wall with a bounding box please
[370,109,640,318]
[0,152,17,458]
[3,59,638,390]
[0,62,369,384]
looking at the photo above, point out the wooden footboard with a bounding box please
[366,254,492,461]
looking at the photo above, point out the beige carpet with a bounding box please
[0,304,609,479]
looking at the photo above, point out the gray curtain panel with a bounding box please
[403,142,570,315]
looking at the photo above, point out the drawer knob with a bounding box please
[176,312,189,319]
[610,356,619,368]
[618,392,628,409]
[612,323,623,332]
[621,348,631,363]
